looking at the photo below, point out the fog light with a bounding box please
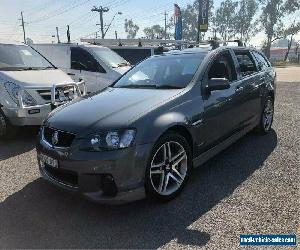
[101,175,117,197]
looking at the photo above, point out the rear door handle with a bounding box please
[67,73,75,76]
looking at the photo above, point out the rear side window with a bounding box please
[71,47,105,72]
[234,51,257,77]
[252,51,270,71]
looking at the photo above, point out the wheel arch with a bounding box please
[162,124,194,156]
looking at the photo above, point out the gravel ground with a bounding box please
[0,81,299,249]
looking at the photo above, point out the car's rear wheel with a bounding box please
[145,132,192,201]
[256,96,274,134]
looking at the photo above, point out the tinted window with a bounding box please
[112,48,151,65]
[114,54,206,89]
[71,47,105,72]
[208,51,237,82]
[0,44,53,71]
[234,51,257,77]
[252,51,270,71]
[89,47,130,68]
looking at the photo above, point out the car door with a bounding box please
[199,50,240,152]
[233,49,262,127]
[70,47,106,93]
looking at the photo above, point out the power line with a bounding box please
[29,0,91,24]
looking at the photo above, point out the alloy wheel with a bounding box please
[262,99,274,131]
[150,141,188,196]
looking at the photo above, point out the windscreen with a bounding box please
[90,47,130,68]
[0,44,54,71]
[114,53,206,89]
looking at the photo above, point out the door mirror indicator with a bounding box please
[206,78,230,91]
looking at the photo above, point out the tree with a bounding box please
[259,0,300,58]
[212,0,238,41]
[124,19,139,39]
[234,0,258,44]
[143,25,164,39]
[284,21,300,61]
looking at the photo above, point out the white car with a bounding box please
[32,43,131,93]
[0,42,85,139]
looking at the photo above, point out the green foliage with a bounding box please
[143,25,164,39]
[259,0,300,57]
[124,19,139,39]
[234,0,258,43]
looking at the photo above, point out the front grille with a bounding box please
[44,164,78,187]
[43,127,75,148]
[37,85,77,104]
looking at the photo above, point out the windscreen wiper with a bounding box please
[117,84,158,89]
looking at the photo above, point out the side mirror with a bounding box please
[206,78,230,91]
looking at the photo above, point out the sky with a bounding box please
[0,0,299,46]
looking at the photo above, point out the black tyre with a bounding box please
[145,132,192,201]
[255,96,274,134]
[0,110,18,139]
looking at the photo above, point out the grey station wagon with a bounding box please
[36,44,276,204]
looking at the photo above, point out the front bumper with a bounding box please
[36,138,153,204]
[2,81,86,127]
[3,104,53,126]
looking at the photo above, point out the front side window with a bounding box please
[112,48,151,65]
[252,51,270,71]
[90,47,130,68]
[114,54,206,89]
[71,47,104,72]
[0,44,54,71]
[234,51,257,77]
[208,51,237,82]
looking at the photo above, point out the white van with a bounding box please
[0,42,85,138]
[32,44,131,93]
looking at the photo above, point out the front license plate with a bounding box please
[39,153,58,168]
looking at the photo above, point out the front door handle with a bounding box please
[235,86,244,93]
[67,73,75,76]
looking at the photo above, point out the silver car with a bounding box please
[0,43,85,138]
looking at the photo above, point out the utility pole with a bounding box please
[67,25,71,43]
[91,6,109,39]
[56,27,60,43]
[164,11,167,40]
[20,12,26,44]
[196,0,201,43]
[115,30,118,39]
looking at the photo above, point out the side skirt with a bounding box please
[192,124,256,168]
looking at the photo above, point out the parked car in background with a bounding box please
[108,45,169,65]
[80,38,172,65]
[32,43,131,93]
[36,44,276,204]
[0,42,85,139]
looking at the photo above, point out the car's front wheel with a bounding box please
[256,96,274,134]
[145,132,192,201]
[0,110,17,139]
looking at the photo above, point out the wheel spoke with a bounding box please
[172,167,184,181]
[162,173,170,193]
[172,153,186,168]
[169,172,183,186]
[158,171,165,192]
[170,150,185,162]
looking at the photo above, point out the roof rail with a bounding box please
[80,38,196,47]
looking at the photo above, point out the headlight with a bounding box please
[4,81,20,104]
[82,129,136,151]
[4,81,37,107]
[20,90,37,107]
